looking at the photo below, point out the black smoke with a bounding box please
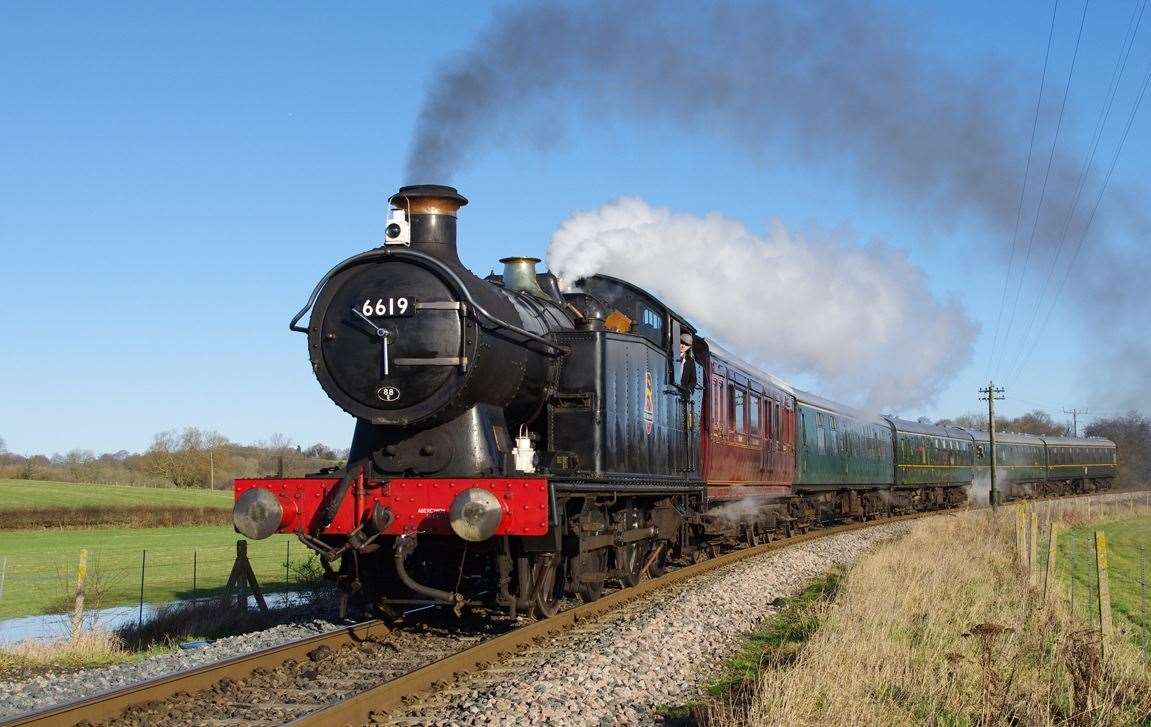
[406,0,1151,412]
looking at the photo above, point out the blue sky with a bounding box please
[2,1,1148,455]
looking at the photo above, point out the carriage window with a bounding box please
[732,388,750,434]
[749,395,761,436]
[726,384,734,431]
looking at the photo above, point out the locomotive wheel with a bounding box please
[616,542,645,588]
[531,558,562,619]
[573,550,607,602]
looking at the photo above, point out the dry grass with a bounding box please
[720,499,1151,726]
[0,505,230,530]
[114,599,275,650]
[0,630,131,676]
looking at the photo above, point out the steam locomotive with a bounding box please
[233,185,1117,618]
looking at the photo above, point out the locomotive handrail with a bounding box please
[289,247,569,356]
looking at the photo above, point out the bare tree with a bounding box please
[1085,412,1151,489]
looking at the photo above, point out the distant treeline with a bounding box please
[933,409,1151,490]
[1,411,1148,491]
[0,428,346,490]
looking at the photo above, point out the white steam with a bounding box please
[547,198,977,411]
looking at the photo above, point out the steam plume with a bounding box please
[407,0,1082,243]
[408,0,1151,411]
[548,198,976,409]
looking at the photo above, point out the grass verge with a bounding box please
[712,503,1151,726]
[658,568,844,725]
[0,630,138,679]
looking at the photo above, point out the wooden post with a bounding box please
[1095,531,1112,646]
[70,548,88,642]
[1044,521,1059,600]
[137,549,147,628]
[1015,505,1027,566]
[1029,511,1039,587]
[1070,535,1078,615]
[221,540,269,615]
[1140,544,1147,664]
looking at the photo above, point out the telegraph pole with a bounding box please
[1063,408,1088,437]
[980,381,1005,509]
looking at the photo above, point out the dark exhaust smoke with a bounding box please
[406,0,1151,412]
[407,0,1077,241]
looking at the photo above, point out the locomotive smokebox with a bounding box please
[388,184,468,263]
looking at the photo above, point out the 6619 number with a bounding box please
[361,297,414,317]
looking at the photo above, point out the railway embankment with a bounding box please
[682,492,1151,726]
[382,522,912,726]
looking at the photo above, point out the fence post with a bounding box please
[0,556,7,603]
[1015,505,1026,566]
[1029,511,1039,587]
[1070,535,1078,616]
[285,539,291,586]
[192,549,198,600]
[1044,521,1059,601]
[1141,544,1147,665]
[138,549,147,629]
[1095,531,1112,652]
[70,549,88,642]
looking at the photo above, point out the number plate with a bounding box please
[360,297,416,318]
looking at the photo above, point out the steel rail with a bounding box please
[286,511,937,726]
[0,621,391,727]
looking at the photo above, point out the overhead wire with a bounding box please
[987,0,1062,378]
[995,0,1092,380]
[1009,36,1151,384]
[1005,0,1148,383]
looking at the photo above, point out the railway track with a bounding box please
[3,496,1118,727]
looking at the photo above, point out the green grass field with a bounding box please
[1057,515,1150,646]
[0,479,232,510]
[0,526,305,620]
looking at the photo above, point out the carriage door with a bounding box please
[669,318,701,475]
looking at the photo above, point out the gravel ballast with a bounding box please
[0,619,343,719]
[389,521,915,726]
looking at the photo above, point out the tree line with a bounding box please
[2,409,1148,490]
[0,428,346,489]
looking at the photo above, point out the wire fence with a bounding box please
[0,538,317,632]
[1014,493,1151,664]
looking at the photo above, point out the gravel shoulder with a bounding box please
[388,520,917,727]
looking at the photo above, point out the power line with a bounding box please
[1009,43,1151,383]
[997,0,1092,379]
[987,0,1063,377]
[1006,0,1148,381]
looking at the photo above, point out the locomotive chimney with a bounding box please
[388,184,468,263]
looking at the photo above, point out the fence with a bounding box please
[1012,493,1151,663]
[0,537,318,630]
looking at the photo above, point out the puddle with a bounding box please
[0,591,305,645]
